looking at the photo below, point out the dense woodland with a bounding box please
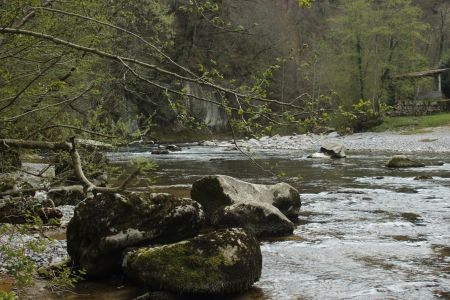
[0,0,449,142]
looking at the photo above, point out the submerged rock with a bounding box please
[151,149,170,155]
[191,175,300,237]
[386,155,425,168]
[123,228,262,294]
[67,192,204,277]
[414,175,433,180]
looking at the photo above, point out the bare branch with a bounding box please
[0,57,60,112]
[33,125,118,139]
[0,27,304,109]
[32,6,199,79]
[3,84,93,121]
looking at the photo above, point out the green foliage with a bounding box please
[297,0,313,8]
[330,99,391,132]
[326,0,428,105]
[372,112,450,132]
[0,291,16,300]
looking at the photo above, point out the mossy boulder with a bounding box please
[191,175,299,237]
[67,192,205,277]
[386,155,425,168]
[123,228,262,294]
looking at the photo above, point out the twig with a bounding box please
[4,84,93,121]
[32,125,118,139]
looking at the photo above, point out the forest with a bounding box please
[1,0,450,299]
[1,0,449,142]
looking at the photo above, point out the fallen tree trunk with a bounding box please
[0,138,138,197]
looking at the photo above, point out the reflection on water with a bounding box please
[107,147,450,298]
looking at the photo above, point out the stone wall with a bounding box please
[391,99,450,116]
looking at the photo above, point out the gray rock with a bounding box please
[386,155,425,168]
[191,175,300,237]
[320,143,346,158]
[67,192,204,277]
[123,228,262,294]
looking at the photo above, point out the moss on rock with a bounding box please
[123,228,262,294]
[386,155,425,168]
[67,192,205,277]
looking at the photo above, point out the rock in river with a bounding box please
[319,143,346,158]
[191,175,300,237]
[67,192,204,277]
[123,228,262,294]
[386,155,425,168]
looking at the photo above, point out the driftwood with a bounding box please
[0,138,138,197]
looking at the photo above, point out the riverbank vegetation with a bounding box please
[373,112,450,133]
[1,0,449,143]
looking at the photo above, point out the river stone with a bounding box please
[386,155,425,168]
[122,228,262,294]
[67,192,205,277]
[191,175,300,237]
[320,143,346,158]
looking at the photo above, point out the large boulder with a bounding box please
[67,193,205,277]
[191,175,300,237]
[123,228,262,294]
[386,155,425,168]
[319,143,346,158]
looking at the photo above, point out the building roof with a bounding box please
[395,68,450,79]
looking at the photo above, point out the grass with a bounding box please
[372,112,450,133]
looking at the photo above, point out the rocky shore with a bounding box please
[202,126,450,153]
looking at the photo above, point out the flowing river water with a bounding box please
[11,143,450,299]
[104,145,450,300]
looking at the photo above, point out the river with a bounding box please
[105,145,450,299]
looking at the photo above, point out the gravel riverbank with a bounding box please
[204,126,450,153]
